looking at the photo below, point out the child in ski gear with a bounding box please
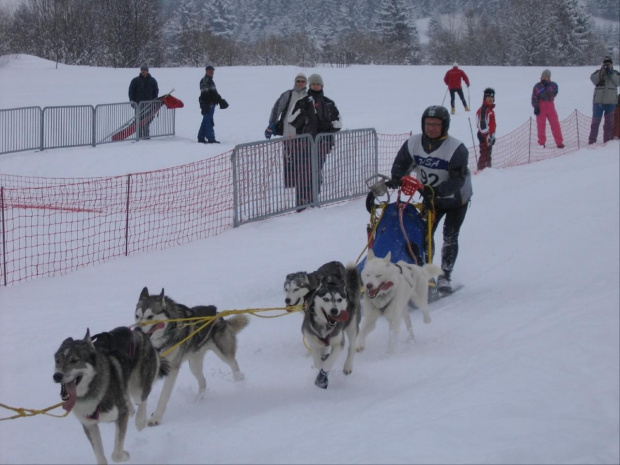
[198,65,228,144]
[531,69,564,149]
[588,57,620,144]
[128,65,159,138]
[287,74,342,210]
[476,88,496,171]
[390,105,472,294]
[443,63,470,114]
[265,73,308,139]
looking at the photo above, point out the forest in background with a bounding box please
[0,0,618,68]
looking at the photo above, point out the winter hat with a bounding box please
[205,65,215,71]
[294,72,307,83]
[541,69,551,79]
[483,87,495,99]
[308,74,324,87]
[453,62,458,67]
[140,65,149,71]
[603,56,613,64]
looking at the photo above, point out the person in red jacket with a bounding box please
[444,62,470,114]
[476,88,496,171]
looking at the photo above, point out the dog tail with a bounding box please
[158,357,171,378]
[345,262,362,301]
[422,263,443,280]
[226,314,250,334]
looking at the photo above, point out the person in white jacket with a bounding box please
[589,56,620,144]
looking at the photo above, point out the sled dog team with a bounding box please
[53,252,442,464]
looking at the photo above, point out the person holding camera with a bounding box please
[588,56,620,144]
[531,69,564,149]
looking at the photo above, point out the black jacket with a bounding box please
[128,73,159,103]
[289,89,341,137]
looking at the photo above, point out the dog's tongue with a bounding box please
[61,380,77,412]
[368,281,394,298]
[332,310,350,322]
[147,322,165,335]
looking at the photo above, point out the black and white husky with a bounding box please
[134,287,249,426]
[53,327,168,464]
[284,260,346,308]
[301,263,361,389]
[357,250,443,354]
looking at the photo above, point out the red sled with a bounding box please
[111,91,184,141]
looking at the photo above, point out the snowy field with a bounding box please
[0,56,619,464]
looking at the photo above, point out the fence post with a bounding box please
[231,150,239,227]
[125,174,131,256]
[1,186,6,286]
[40,108,45,151]
[574,109,580,149]
[92,106,97,147]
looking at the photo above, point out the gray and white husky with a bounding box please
[357,250,443,354]
[134,287,249,426]
[284,260,346,308]
[53,327,168,465]
[302,263,361,388]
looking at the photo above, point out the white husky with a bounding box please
[356,250,443,354]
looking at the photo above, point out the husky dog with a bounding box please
[53,327,167,465]
[284,260,346,308]
[302,263,361,388]
[135,287,249,426]
[357,250,443,354]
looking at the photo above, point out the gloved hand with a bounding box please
[265,122,276,139]
[420,185,435,208]
[605,64,613,74]
[541,79,549,86]
[385,178,401,189]
[219,98,229,109]
[534,107,540,116]
[488,134,496,145]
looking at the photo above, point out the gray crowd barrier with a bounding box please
[231,128,378,227]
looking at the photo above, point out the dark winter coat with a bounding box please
[128,73,159,103]
[288,89,342,138]
[391,134,472,210]
[531,80,558,111]
[199,75,222,110]
[443,67,470,90]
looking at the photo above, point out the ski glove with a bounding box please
[534,107,540,116]
[265,122,276,139]
[219,98,229,109]
[488,134,496,145]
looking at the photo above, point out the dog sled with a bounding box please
[111,91,184,141]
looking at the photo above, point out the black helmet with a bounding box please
[421,105,450,138]
[483,87,495,98]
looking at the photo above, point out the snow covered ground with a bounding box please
[0,56,618,464]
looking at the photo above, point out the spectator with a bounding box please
[265,73,308,188]
[443,62,470,114]
[198,65,228,144]
[390,105,472,295]
[613,95,620,140]
[476,88,496,171]
[588,56,620,144]
[128,65,159,138]
[531,69,564,149]
[288,73,342,211]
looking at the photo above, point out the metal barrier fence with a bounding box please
[0,107,42,155]
[231,129,378,226]
[0,100,177,154]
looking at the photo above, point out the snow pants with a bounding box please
[449,88,467,110]
[428,202,469,280]
[589,103,616,144]
[198,104,216,142]
[536,100,563,147]
[476,131,492,171]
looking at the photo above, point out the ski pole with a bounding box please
[467,85,470,108]
[442,88,448,106]
[468,117,478,166]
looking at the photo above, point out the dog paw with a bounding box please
[355,345,365,353]
[315,369,329,389]
[111,450,130,463]
[343,367,352,375]
[423,313,432,324]
[147,415,162,427]
[135,417,146,431]
[233,372,245,382]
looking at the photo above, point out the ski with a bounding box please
[428,284,464,304]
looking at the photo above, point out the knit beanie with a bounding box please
[308,74,324,87]
[603,56,613,64]
[541,69,551,79]
[483,87,495,98]
[453,62,458,67]
[294,72,307,83]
